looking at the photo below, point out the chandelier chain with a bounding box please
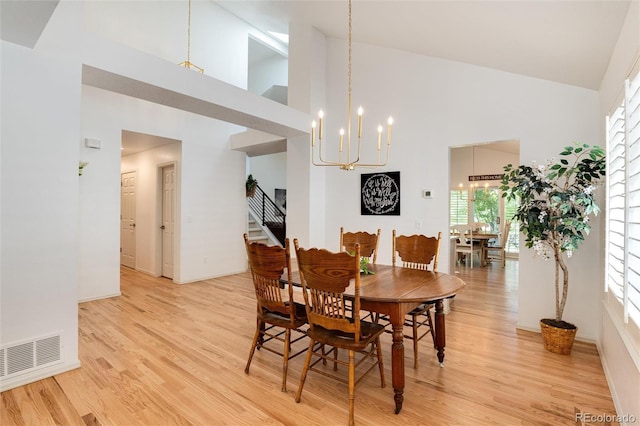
[178,0,204,73]
[187,0,192,63]
[348,0,352,110]
[347,0,353,155]
[309,0,392,170]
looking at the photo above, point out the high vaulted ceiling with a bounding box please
[1,1,632,91]
[216,0,633,90]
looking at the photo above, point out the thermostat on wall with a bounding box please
[84,138,101,149]
[423,189,433,199]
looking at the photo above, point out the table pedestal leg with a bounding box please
[435,299,446,366]
[391,319,405,414]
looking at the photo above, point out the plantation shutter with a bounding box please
[626,70,640,324]
[606,68,640,325]
[606,103,626,302]
[450,190,469,227]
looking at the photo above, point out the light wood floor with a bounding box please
[1,260,618,425]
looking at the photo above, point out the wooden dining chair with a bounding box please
[339,227,381,320]
[339,227,381,264]
[293,240,386,426]
[243,234,308,392]
[452,224,482,268]
[485,220,511,267]
[386,230,442,368]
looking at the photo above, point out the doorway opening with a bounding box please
[120,130,181,282]
[449,140,520,271]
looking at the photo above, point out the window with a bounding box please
[606,67,640,326]
[450,189,469,227]
[472,187,500,231]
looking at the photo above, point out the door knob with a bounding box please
[160,225,165,230]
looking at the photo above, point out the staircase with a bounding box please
[246,183,286,246]
[246,217,270,244]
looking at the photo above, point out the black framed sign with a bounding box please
[361,171,400,216]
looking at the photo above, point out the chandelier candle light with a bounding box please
[310,0,393,171]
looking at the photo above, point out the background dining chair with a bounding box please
[452,224,482,268]
[293,240,386,426]
[243,234,308,392]
[340,227,381,319]
[485,220,511,267]
[339,227,381,264]
[385,230,442,368]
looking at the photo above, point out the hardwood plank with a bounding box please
[1,260,618,425]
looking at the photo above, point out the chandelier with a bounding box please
[178,0,204,74]
[310,0,393,171]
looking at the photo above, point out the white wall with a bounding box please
[249,52,288,97]
[78,88,122,302]
[598,1,640,421]
[1,40,82,389]
[248,152,287,204]
[82,84,248,287]
[321,39,603,342]
[286,23,328,250]
[82,1,249,89]
[1,0,269,390]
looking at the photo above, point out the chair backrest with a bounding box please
[471,222,490,232]
[294,240,364,341]
[452,224,475,246]
[500,219,512,246]
[339,227,381,264]
[392,231,442,271]
[243,234,297,320]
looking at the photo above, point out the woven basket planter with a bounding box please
[540,319,577,355]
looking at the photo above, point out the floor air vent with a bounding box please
[0,333,62,378]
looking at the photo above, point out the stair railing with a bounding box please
[247,184,286,246]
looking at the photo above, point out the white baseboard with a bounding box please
[78,292,121,303]
[515,323,597,345]
[177,269,248,285]
[0,360,81,392]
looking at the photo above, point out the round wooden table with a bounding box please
[343,264,466,414]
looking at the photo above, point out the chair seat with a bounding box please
[307,321,385,351]
[260,302,307,328]
[243,235,309,393]
[409,302,433,315]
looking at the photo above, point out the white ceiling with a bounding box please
[121,130,181,157]
[0,1,631,90]
[2,1,631,156]
[217,0,632,90]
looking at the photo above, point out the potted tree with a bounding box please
[246,174,258,197]
[500,143,606,354]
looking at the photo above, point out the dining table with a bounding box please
[468,232,498,265]
[451,231,498,266]
[289,264,465,414]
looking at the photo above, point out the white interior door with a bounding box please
[162,165,175,279]
[120,171,136,268]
